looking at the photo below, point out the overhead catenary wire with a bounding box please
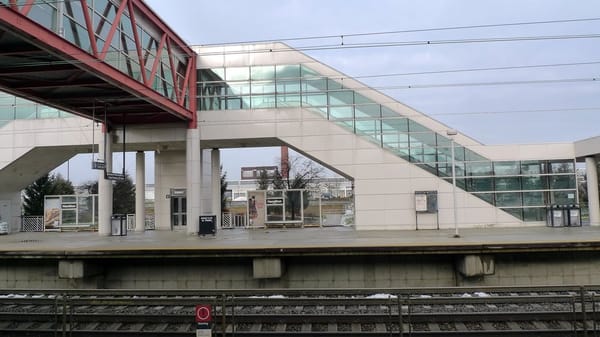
[199,17,600,46]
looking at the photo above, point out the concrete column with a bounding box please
[211,149,221,230]
[135,151,145,232]
[586,156,600,226]
[186,128,201,235]
[98,129,113,236]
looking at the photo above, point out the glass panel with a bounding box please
[466,177,493,192]
[15,98,36,119]
[225,67,250,81]
[522,176,547,190]
[495,177,521,191]
[409,132,436,147]
[443,178,467,190]
[327,79,342,90]
[521,160,542,174]
[382,118,408,132]
[523,191,545,206]
[276,80,301,94]
[227,82,250,95]
[355,104,380,119]
[28,3,57,31]
[408,120,428,132]
[550,160,574,173]
[226,97,245,110]
[354,92,373,105]
[276,64,300,79]
[329,91,353,105]
[495,192,522,207]
[276,94,301,108]
[382,133,410,151]
[251,65,275,80]
[329,106,353,119]
[301,65,320,77]
[62,210,77,225]
[302,93,327,107]
[439,162,465,178]
[473,193,494,204]
[523,207,545,221]
[465,148,487,162]
[494,161,520,175]
[356,120,381,144]
[552,190,577,204]
[465,162,493,176]
[198,68,225,81]
[549,175,576,189]
[501,208,523,220]
[251,95,276,109]
[381,106,399,118]
[251,81,275,94]
[302,78,327,92]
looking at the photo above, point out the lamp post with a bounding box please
[446,129,459,238]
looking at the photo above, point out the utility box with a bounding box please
[111,214,127,236]
[199,215,216,236]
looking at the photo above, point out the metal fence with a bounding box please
[21,216,44,232]
[222,212,247,228]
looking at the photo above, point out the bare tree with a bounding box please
[272,155,324,220]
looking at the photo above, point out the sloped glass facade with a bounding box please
[197,65,578,221]
[0,92,72,128]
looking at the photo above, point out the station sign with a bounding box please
[92,161,106,170]
[105,172,125,181]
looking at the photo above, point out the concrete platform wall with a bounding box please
[1,253,599,289]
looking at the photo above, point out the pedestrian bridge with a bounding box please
[0,0,196,126]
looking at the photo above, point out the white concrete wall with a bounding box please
[154,150,186,230]
[199,107,521,230]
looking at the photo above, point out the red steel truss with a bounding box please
[0,0,197,127]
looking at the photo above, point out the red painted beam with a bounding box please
[0,6,194,121]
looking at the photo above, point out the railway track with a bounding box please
[1,286,599,336]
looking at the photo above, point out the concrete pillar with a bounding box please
[135,151,145,232]
[98,129,113,236]
[186,128,201,235]
[211,149,221,230]
[586,156,600,226]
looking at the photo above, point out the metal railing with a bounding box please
[222,212,247,229]
[21,216,44,232]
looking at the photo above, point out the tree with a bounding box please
[52,173,74,195]
[256,169,270,190]
[221,165,228,212]
[81,173,135,214]
[23,174,53,216]
[113,172,135,214]
[23,173,74,215]
[275,156,324,220]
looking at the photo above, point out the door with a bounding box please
[170,196,187,229]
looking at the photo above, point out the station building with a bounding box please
[1,41,599,234]
[0,2,599,235]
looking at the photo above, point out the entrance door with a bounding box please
[170,196,187,229]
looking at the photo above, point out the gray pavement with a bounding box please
[0,225,599,253]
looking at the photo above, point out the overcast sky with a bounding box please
[55,0,600,182]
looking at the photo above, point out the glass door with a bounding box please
[171,196,187,228]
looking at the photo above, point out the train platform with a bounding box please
[1,225,600,258]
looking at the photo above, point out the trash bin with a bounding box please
[111,214,127,236]
[0,221,7,235]
[546,205,565,227]
[199,215,216,236]
[567,205,581,227]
